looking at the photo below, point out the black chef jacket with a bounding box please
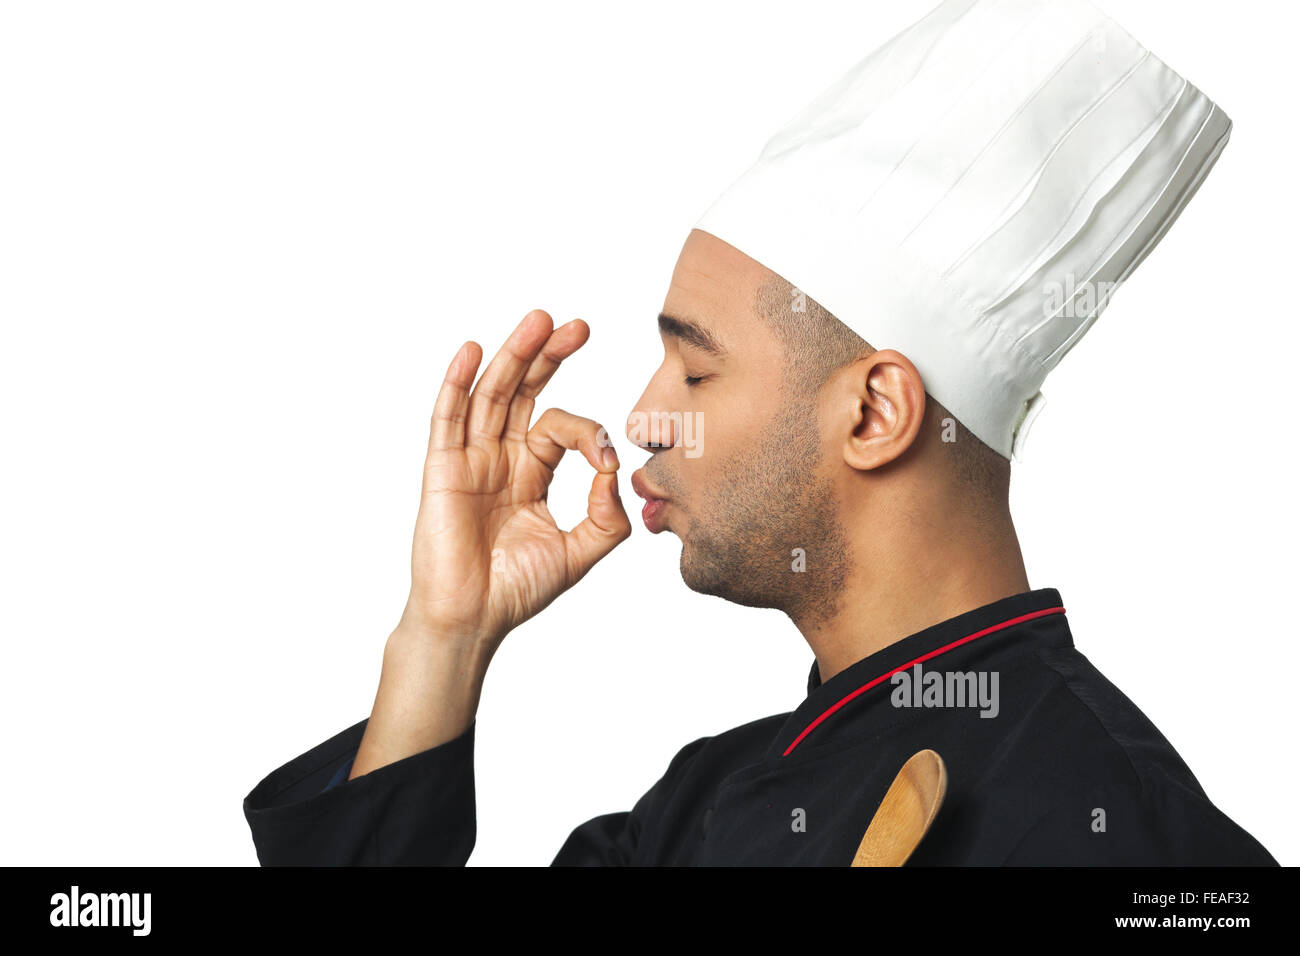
[242,587,1277,865]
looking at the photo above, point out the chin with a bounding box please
[677,540,716,595]
[677,542,775,610]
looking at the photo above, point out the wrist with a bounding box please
[350,625,492,779]
[384,621,496,679]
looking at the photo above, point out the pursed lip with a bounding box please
[630,468,668,504]
[630,467,671,534]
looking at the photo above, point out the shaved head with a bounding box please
[753,273,1009,508]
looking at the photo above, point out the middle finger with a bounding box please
[465,309,555,445]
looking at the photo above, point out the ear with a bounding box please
[839,349,927,471]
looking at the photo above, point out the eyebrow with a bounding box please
[657,312,727,356]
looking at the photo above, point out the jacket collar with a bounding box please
[775,587,1069,758]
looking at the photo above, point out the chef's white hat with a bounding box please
[693,0,1231,459]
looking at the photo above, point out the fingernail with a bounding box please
[602,447,619,470]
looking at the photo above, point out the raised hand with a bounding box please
[402,308,631,649]
[351,309,631,778]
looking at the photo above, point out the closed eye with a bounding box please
[684,375,705,387]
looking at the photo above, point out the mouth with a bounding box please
[630,468,670,534]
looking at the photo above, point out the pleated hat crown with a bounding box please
[693,0,1231,458]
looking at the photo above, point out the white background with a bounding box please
[1,0,1295,866]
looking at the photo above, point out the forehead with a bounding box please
[661,229,775,348]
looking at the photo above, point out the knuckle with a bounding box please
[481,386,511,407]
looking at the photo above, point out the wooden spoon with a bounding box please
[850,749,947,867]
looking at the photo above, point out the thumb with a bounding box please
[563,469,632,583]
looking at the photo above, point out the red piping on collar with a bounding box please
[782,605,1066,756]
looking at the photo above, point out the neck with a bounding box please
[793,489,1030,682]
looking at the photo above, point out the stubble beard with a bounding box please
[676,397,853,626]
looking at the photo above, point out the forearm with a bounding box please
[349,624,494,779]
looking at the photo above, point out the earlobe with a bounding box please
[842,350,926,471]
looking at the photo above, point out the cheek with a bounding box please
[680,396,765,475]
[674,403,711,462]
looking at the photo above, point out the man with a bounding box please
[243,0,1277,865]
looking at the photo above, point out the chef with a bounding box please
[243,0,1277,865]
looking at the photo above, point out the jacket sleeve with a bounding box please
[246,720,712,866]
[243,718,477,865]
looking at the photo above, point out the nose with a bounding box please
[627,371,676,451]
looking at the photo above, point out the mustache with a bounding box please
[642,459,684,499]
